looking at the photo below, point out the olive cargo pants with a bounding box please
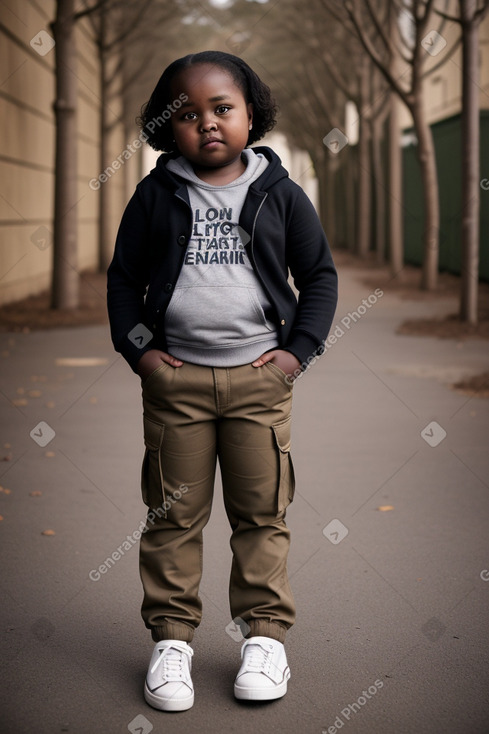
[139,360,296,644]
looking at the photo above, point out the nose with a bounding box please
[200,113,218,132]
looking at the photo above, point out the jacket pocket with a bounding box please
[141,416,166,512]
[272,415,295,513]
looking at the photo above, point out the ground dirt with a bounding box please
[333,250,489,340]
[0,272,108,332]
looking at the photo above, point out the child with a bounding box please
[107,50,337,712]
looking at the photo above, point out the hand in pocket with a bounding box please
[137,350,183,381]
[252,349,301,380]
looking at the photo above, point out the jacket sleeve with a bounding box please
[107,187,154,372]
[284,187,338,366]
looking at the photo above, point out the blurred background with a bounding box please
[0,0,488,325]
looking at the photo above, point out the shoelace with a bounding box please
[151,644,192,681]
[242,643,272,674]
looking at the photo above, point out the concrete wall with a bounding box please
[0,0,126,306]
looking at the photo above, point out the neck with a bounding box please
[193,154,246,185]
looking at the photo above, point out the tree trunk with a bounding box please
[324,153,337,247]
[316,148,336,245]
[388,91,404,276]
[411,93,440,290]
[345,147,357,250]
[51,0,79,309]
[459,1,480,323]
[356,63,371,257]
[98,17,113,273]
[371,112,385,263]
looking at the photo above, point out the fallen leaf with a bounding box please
[89,396,98,404]
[27,389,42,398]
[376,505,394,512]
[45,401,55,409]
[12,399,28,406]
[0,488,11,494]
[41,529,55,536]
[44,451,55,458]
[16,387,25,395]
[4,443,11,449]
[30,491,42,497]
[0,515,3,521]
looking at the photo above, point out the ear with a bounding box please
[247,102,253,130]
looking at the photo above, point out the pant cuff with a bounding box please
[151,620,195,643]
[245,620,288,644]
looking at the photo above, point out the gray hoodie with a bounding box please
[165,149,279,366]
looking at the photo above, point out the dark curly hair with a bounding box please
[137,51,278,153]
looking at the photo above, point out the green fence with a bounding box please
[402,110,489,281]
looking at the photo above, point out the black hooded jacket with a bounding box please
[107,146,338,372]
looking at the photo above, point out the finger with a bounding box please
[163,354,184,367]
[252,351,276,367]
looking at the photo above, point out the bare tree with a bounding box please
[258,0,403,265]
[85,0,153,272]
[370,64,391,264]
[388,4,405,277]
[50,0,110,309]
[251,0,380,254]
[50,0,80,309]
[435,0,489,322]
[459,0,489,322]
[337,0,450,290]
[50,0,181,307]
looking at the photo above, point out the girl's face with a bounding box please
[170,64,253,178]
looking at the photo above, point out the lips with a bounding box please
[201,137,224,148]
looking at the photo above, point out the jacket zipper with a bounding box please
[249,193,279,315]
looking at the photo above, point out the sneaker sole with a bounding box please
[144,682,194,712]
[234,676,289,701]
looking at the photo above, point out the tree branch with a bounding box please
[363,0,398,58]
[74,0,107,22]
[104,0,152,53]
[421,33,462,78]
[433,8,460,22]
[344,0,411,103]
[474,0,489,23]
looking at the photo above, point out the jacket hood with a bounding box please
[149,145,289,192]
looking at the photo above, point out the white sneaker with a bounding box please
[234,636,290,701]
[144,639,194,711]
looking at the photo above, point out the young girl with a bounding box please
[107,50,337,712]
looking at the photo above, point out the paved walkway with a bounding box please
[1,261,488,734]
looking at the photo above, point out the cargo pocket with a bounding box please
[141,415,166,513]
[272,415,295,513]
